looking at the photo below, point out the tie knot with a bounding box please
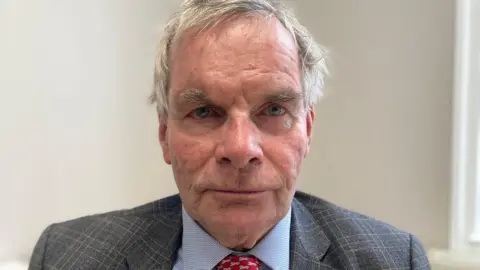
[216,254,262,270]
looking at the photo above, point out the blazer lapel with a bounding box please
[290,198,335,270]
[126,197,183,270]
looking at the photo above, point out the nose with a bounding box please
[215,116,263,169]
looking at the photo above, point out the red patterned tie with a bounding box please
[216,255,262,270]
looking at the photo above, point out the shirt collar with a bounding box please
[181,207,291,270]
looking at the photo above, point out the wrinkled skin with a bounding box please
[159,15,315,250]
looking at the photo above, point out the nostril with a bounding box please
[249,157,260,165]
[221,157,231,164]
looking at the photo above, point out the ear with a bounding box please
[305,105,315,157]
[158,114,172,165]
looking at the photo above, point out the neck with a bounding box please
[202,221,273,250]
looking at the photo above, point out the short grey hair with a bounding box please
[150,0,328,115]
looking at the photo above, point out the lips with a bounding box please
[210,189,265,194]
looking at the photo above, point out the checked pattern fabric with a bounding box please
[216,254,262,270]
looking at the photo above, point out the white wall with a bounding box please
[294,0,454,249]
[0,0,454,263]
[0,0,178,262]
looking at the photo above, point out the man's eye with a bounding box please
[263,104,286,116]
[190,107,215,119]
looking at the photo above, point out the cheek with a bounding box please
[169,134,214,172]
[169,134,215,204]
[284,117,293,129]
[265,133,307,187]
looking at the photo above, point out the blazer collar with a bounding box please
[126,196,183,270]
[289,197,334,269]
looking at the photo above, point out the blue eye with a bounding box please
[191,107,214,119]
[264,104,285,116]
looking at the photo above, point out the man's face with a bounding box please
[159,15,314,248]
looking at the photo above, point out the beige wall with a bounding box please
[294,0,454,249]
[0,0,177,262]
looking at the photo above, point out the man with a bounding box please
[29,0,431,269]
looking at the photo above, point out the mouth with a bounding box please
[211,189,265,194]
[209,189,266,196]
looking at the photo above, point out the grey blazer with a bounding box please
[28,191,430,269]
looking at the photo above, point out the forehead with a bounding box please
[169,15,301,104]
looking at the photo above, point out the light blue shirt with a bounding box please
[173,207,292,270]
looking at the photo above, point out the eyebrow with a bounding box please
[263,89,304,104]
[173,87,303,109]
[174,88,214,108]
